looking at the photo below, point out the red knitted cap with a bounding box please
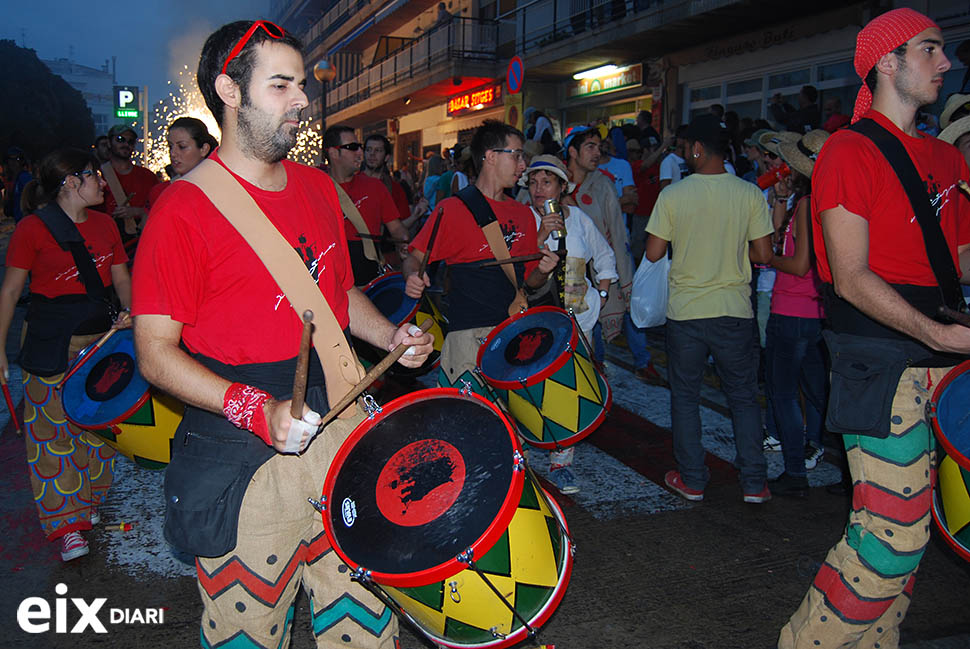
[853,8,939,123]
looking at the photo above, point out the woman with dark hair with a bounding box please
[149,116,219,205]
[0,148,131,562]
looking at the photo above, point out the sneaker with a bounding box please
[769,472,809,498]
[635,363,665,385]
[550,467,580,495]
[763,434,782,452]
[805,444,824,470]
[89,509,100,526]
[664,470,704,502]
[60,531,89,562]
[743,484,772,503]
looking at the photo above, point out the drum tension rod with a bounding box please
[458,548,539,640]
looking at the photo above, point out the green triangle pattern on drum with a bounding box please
[443,616,490,644]
[510,583,555,630]
[578,395,606,430]
[124,397,157,426]
[549,353,576,390]
[517,380,545,410]
[543,418,575,446]
[475,529,511,577]
[89,427,117,443]
[396,582,444,612]
[519,475,541,511]
[133,456,168,471]
[545,515,564,561]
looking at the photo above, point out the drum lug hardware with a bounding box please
[476,337,488,346]
[513,450,525,471]
[925,400,936,421]
[350,567,373,583]
[456,547,474,565]
[565,342,572,353]
[362,394,382,419]
[459,379,474,396]
[307,497,326,513]
[489,627,507,640]
[448,580,461,603]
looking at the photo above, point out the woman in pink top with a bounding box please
[764,130,829,497]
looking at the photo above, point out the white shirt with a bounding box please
[659,153,687,183]
[532,204,618,336]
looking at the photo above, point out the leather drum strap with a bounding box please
[334,181,382,264]
[181,159,363,419]
[100,162,137,234]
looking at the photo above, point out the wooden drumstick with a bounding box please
[1,375,20,436]
[478,253,545,267]
[939,305,970,329]
[416,208,445,281]
[290,310,314,419]
[959,179,970,198]
[319,319,433,429]
[54,328,118,390]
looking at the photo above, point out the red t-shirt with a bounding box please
[340,173,399,240]
[631,160,661,217]
[390,179,410,220]
[812,110,970,286]
[6,209,127,297]
[98,164,159,214]
[147,181,170,208]
[131,154,354,365]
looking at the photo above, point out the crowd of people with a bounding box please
[0,7,968,649]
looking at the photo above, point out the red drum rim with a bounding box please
[321,388,525,588]
[931,481,970,563]
[476,306,579,390]
[65,390,152,431]
[523,378,613,450]
[429,483,575,649]
[929,359,970,471]
[362,271,421,327]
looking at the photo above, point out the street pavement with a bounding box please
[0,229,967,647]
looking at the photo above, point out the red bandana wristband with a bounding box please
[223,382,272,445]
[852,8,939,123]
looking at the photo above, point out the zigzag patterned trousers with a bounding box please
[779,366,947,649]
[197,408,398,649]
[23,332,116,541]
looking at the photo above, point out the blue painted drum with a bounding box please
[929,360,970,562]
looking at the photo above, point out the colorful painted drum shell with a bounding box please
[384,470,573,649]
[929,360,970,562]
[932,452,970,561]
[89,392,184,469]
[476,306,578,391]
[322,388,525,587]
[61,329,151,429]
[363,272,421,326]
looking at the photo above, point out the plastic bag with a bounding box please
[630,254,669,328]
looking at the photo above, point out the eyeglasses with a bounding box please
[765,151,778,160]
[337,142,363,151]
[61,169,102,186]
[115,135,136,145]
[222,20,285,75]
[491,148,525,162]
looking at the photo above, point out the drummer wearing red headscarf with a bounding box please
[778,9,970,648]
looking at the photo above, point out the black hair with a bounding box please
[565,128,599,164]
[198,21,303,127]
[470,119,524,173]
[364,133,392,157]
[864,42,908,94]
[637,110,652,122]
[21,148,99,214]
[801,85,818,104]
[322,125,356,162]
[169,116,218,157]
[94,135,108,145]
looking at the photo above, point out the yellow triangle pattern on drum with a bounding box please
[441,571,516,634]
[940,455,970,534]
[508,505,559,587]
[542,379,580,433]
[507,390,545,440]
[573,353,603,402]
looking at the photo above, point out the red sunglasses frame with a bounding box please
[221,20,285,75]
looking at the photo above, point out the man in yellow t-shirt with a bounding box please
[645,113,774,504]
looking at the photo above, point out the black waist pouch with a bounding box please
[822,331,931,438]
[19,295,112,377]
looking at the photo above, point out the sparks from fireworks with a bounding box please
[146,65,322,175]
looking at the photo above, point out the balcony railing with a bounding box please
[515,0,740,54]
[326,17,498,114]
[304,0,371,56]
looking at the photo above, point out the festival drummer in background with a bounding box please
[521,154,617,495]
[779,9,970,648]
[322,124,410,286]
[403,120,558,393]
[131,21,431,648]
[147,116,219,205]
[0,148,131,562]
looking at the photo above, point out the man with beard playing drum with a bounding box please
[132,20,432,649]
[402,120,558,396]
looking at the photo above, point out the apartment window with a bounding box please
[768,68,809,90]
[690,85,720,102]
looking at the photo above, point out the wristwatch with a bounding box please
[599,289,609,299]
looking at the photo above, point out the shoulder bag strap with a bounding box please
[849,118,965,313]
[181,159,363,419]
[101,162,138,235]
[35,203,107,302]
[333,181,382,265]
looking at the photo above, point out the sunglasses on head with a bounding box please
[115,134,136,145]
[337,142,363,151]
[222,20,285,75]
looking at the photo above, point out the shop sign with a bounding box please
[114,85,140,119]
[447,84,503,117]
[567,64,642,100]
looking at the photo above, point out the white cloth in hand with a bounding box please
[283,409,322,454]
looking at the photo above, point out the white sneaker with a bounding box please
[60,531,89,562]
[763,434,782,452]
[89,509,100,526]
[805,444,825,470]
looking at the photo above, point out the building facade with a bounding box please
[42,58,115,136]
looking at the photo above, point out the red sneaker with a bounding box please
[60,531,89,562]
[635,363,665,385]
[743,484,772,504]
[664,470,704,501]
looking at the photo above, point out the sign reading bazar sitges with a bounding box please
[568,64,642,100]
[447,83,503,117]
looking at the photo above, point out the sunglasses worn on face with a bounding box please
[222,20,285,75]
[115,135,136,145]
[337,142,363,151]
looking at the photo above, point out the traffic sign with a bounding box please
[114,85,140,119]
[507,56,524,95]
